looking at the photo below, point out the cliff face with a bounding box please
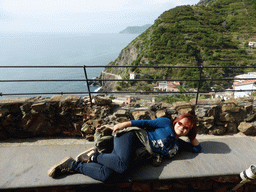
[98,72,119,92]
[114,45,140,67]
[99,42,141,91]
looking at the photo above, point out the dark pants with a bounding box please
[71,131,137,181]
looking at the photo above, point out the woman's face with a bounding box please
[174,117,192,138]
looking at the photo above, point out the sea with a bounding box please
[0,33,138,99]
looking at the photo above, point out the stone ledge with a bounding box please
[1,136,256,190]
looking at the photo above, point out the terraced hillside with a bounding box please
[101,0,256,92]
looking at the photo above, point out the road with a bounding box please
[101,71,122,79]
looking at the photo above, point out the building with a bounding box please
[125,96,136,104]
[214,89,234,100]
[154,81,180,92]
[233,72,256,98]
[248,42,256,48]
[130,72,138,79]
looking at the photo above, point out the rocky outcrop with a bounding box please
[98,72,119,92]
[1,95,256,140]
[119,24,151,34]
[98,39,142,91]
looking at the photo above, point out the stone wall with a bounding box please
[1,95,256,140]
[3,176,256,191]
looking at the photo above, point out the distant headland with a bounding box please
[119,24,152,34]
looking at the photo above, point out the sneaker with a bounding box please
[47,156,75,178]
[75,147,97,162]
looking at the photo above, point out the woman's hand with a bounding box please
[190,138,200,146]
[112,121,132,134]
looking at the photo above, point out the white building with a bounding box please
[214,89,234,100]
[130,72,137,79]
[233,72,256,98]
[154,81,180,92]
[248,42,256,48]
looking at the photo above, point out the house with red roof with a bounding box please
[154,81,180,92]
[233,72,256,98]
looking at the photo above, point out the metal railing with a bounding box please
[1,65,256,105]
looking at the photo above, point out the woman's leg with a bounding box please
[71,161,114,182]
[95,131,136,173]
[71,131,137,181]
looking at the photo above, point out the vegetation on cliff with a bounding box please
[104,0,256,92]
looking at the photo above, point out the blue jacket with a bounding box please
[131,117,202,158]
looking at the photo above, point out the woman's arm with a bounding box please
[190,138,200,146]
[178,138,202,153]
[112,121,132,133]
[112,117,171,133]
[112,118,160,134]
[130,117,171,131]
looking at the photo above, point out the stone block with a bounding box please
[209,125,226,135]
[51,95,66,102]
[238,122,256,135]
[156,109,166,118]
[115,109,129,117]
[0,107,9,117]
[198,116,215,129]
[31,102,47,112]
[152,181,172,191]
[195,107,208,118]
[244,104,253,113]
[245,113,256,122]
[132,110,156,120]
[219,113,236,122]
[222,103,240,113]
[225,122,238,133]
[93,96,112,106]
[20,103,31,113]
[190,178,214,191]
[132,182,151,191]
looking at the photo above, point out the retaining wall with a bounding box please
[1,95,256,140]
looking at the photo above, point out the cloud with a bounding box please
[2,0,182,16]
[1,0,200,33]
[0,11,13,21]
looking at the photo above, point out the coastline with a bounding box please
[94,86,102,92]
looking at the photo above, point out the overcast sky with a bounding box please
[1,0,200,33]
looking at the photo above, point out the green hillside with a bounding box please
[108,0,256,92]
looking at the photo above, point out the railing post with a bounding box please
[195,65,203,105]
[83,65,93,106]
